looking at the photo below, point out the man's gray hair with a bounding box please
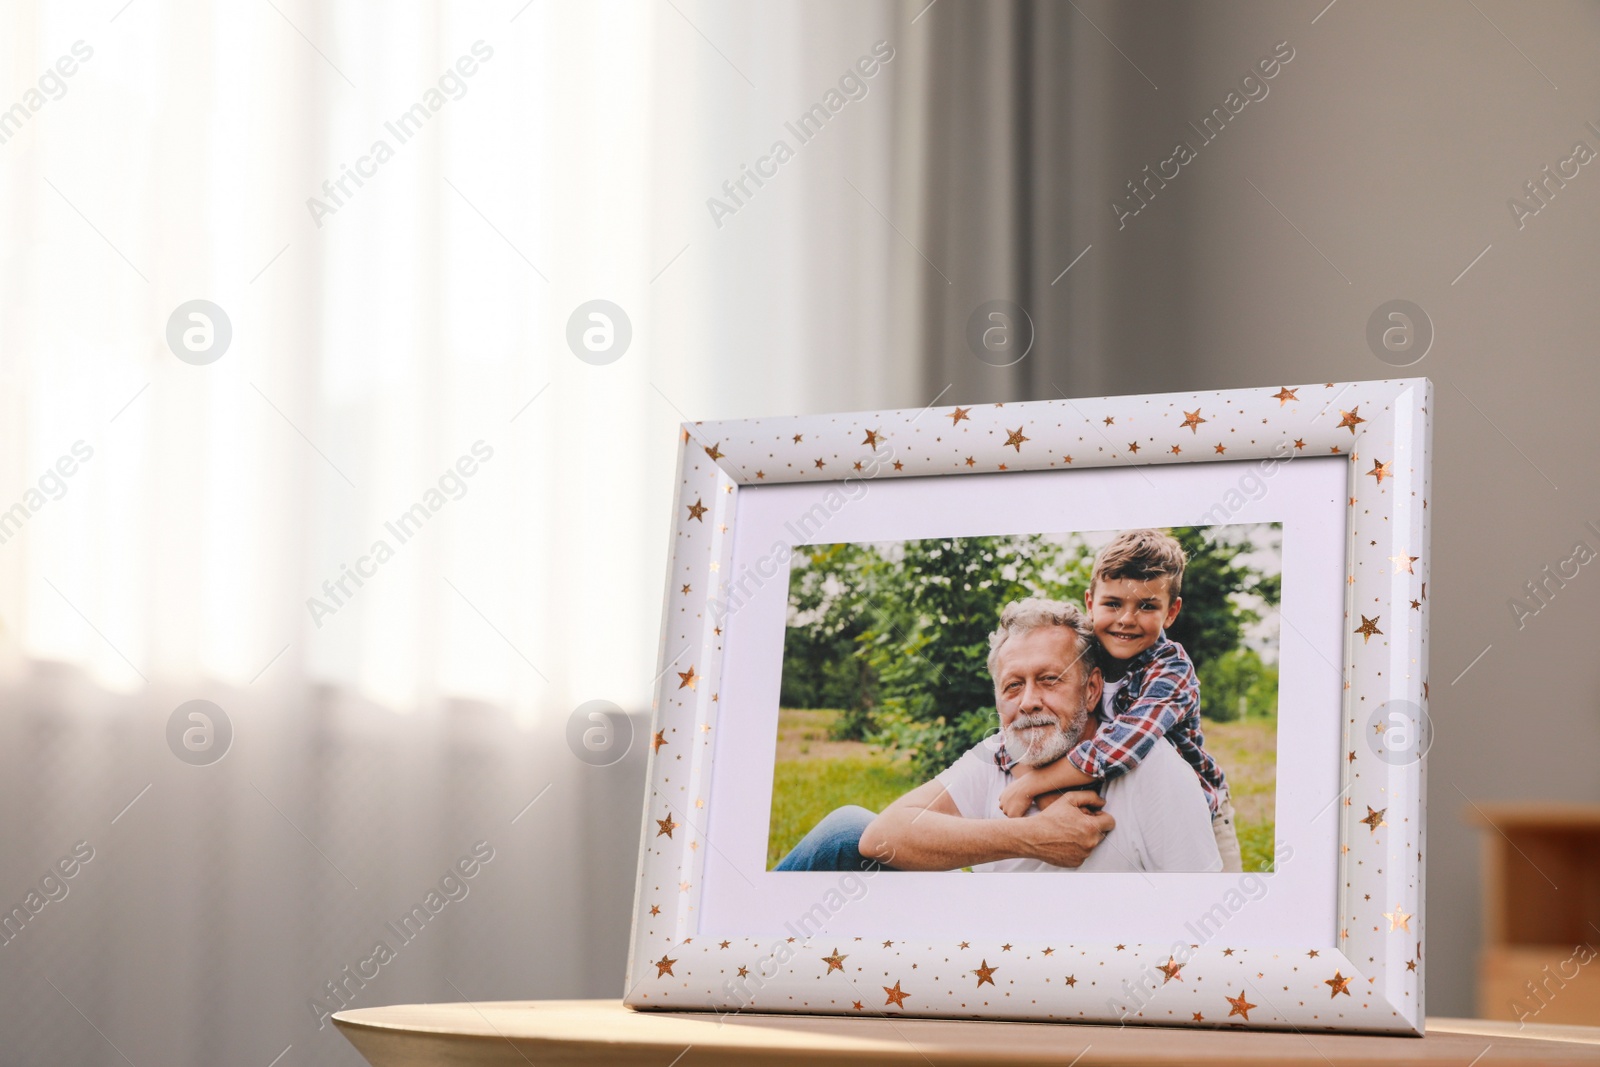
[985,597,1098,680]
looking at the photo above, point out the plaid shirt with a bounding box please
[993,634,1227,816]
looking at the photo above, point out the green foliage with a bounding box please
[779,542,882,737]
[1196,646,1279,722]
[1164,526,1280,672]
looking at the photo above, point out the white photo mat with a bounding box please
[700,461,1339,946]
[625,379,1431,1034]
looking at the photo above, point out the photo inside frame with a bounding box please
[696,459,1344,946]
[766,525,1282,876]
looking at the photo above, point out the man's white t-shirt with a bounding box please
[933,733,1222,873]
[1100,677,1126,719]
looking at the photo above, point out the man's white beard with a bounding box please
[1002,706,1086,767]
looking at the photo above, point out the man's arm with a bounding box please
[1004,758,1097,801]
[1067,645,1198,781]
[859,779,1116,871]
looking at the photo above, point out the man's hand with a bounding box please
[1018,791,1115,868]
[1032,788,1066,811]
[997,776,1036,818]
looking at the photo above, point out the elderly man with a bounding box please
[774,598,1221,873]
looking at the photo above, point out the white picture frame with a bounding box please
[624,378,1431,1035]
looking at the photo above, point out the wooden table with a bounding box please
[333,999,1600,1066]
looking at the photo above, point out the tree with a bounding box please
[1195,646,1279,722]
[779,542,882,727]
[1165,525,1280,683]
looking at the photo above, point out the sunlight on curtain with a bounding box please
[1,1,671,725]
[0,4,922,1062]
[3,0,919,725]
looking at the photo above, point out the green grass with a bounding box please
[1203,715,1278,872]
[1237,818,1275,874]
[766,753,919,869]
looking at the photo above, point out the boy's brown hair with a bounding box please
[1090,528,1188,600]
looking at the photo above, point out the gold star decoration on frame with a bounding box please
[677,665,697,689]
[949,406,970,424]
[1384,904,1412,931]
[655,955,677,977]
[1158,957,1185,983]
[1361,806,1388,833]
[1325,971,1352,997]
[1368,459,1392,484]
[823,949,848,973]
[1226,991,1256,1021]
[1181,408,1206,432]
[1337,407,1366,434]
[972,960,998,987]
[1355,615,1383,643]
[655,813,677,838]
[686,498,708,522]
[1005,427,1029,452]
[883,981,910,1008]
[1273,386,1298,405]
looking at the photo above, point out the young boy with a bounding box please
[997,528,1243,872]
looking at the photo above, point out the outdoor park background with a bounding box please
[767,524,1284,872]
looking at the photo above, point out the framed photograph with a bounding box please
[625,379,1431,1034]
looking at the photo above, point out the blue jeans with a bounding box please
[774,805,895,872]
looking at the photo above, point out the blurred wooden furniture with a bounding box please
[1467,802,1600,1025]
[333,999,1600,1066]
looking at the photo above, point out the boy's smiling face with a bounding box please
[1085,576,1182,661]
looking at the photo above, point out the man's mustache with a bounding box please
[1002,706,1087,766]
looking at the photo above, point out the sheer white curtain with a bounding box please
[0,2,917,1064]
